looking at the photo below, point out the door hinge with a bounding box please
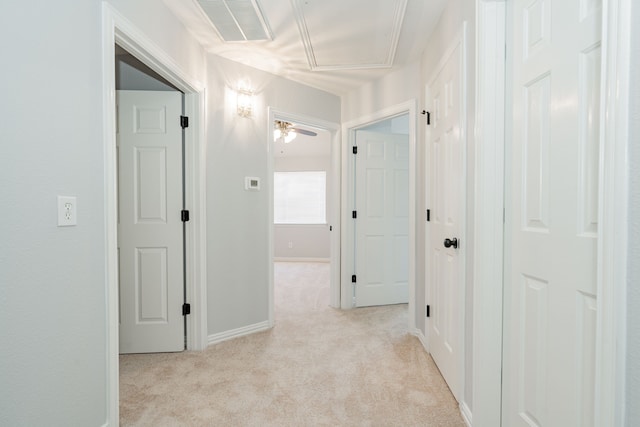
[426,305,430,318]
[352,274,357,283]
[352,210,357,219]
[352,146,358,154]
[180,116,189,129]
[181,210,190,222]
[182,303,191,316]
[421,110,431,125]
[329,225,333,231]
[426,209,431,222]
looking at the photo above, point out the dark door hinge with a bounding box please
[426,305,430,318]
[352,210,357,219]
[421,110,431,125]
[426,209,431,222]
[329,225,333,231]
[352,146,358,154]
[182,303,191,316]
[181,210,190,222]
[352,275,357,283]
[180,116,189,129]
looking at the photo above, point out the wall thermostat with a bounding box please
[245,176,261,191]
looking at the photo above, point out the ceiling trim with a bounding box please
[291,0,408,71]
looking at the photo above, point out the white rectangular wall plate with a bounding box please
[57,196,77,226]
[245,176,260,191]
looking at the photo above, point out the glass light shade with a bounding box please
[284,132,297,143]
[236,90,253,117]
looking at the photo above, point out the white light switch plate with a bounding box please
[57,196,77,226]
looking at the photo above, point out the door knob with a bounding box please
[444,238,459,249]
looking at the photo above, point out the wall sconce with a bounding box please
[236,88,253,117]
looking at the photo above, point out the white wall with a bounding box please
[205,54,340,335]
[627,2,640,423]
[274,156,331,260]
[0,2,106,425]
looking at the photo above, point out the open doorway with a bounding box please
[267,109,341,325]
[103,6,207,419]
[115,46,186,354]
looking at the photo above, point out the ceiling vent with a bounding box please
[197,0,273,42]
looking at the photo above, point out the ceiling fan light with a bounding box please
[274,129,282,141]
[284,132,297,143]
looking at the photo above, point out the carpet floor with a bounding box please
[119,262,465,426]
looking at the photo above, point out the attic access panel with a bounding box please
[291,0,408,71]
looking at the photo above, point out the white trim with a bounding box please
[412,328,428,351]
[267,107,341,325]
[207,321,271,346]
[341,100,417,333]
[102,4,207,425]
[595,0,630,424]
[274,257,330,263]
[460,402,473,427]
[472,1,506,426]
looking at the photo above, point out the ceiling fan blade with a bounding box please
[292,128,317,137]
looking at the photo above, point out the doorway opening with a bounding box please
[352,115,410,308]
[115,45,187,354]
[103,5,207,421]
[341,101,417,325]
[267,109,341,325]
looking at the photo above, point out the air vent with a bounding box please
[197,0,273,42]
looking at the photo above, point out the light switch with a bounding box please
[57,196,77,226]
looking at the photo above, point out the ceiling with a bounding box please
[163,0,447,96]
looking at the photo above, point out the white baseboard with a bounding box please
[207,321,271,346]
[411,327,429,352]
[460,401,472,426]
[273,257,330,263]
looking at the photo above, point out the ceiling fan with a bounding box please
[274,120,317,143]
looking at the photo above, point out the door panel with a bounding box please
[426,36,464,402]
[118,90,184,354]
[354,130,409,307]
[503,1,602,425]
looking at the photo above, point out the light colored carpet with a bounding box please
[120,262,465,426]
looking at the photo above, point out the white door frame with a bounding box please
[267,108,341,322]
[472,0,630,425]
[102,4,208,424]
[341,100,417,330]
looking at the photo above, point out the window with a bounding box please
[274,171,326,224]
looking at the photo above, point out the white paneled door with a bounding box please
[425,35,465,402]
[503,1,601,425]
[117,90,184,354]
[354,131,409,307]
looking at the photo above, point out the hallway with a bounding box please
[119,262,463,426]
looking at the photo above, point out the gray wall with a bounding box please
[627,1,640,424]
[0,0,206,424]
[274,156,331,260]
[205,54,341,335]
[0,2,106,425]
[116,54,178,91]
